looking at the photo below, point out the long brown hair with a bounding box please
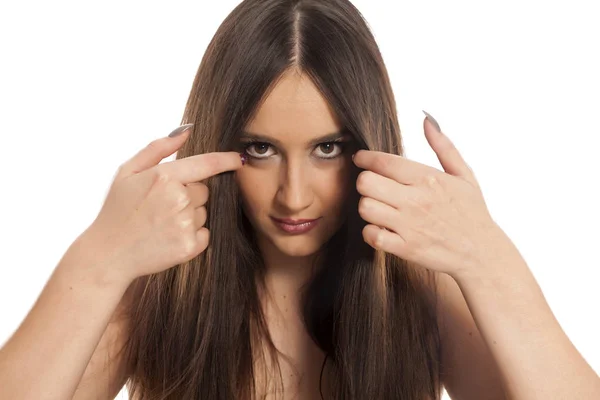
[122,1,442,398]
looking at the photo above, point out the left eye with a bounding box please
[315,142,343,159]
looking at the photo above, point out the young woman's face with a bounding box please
[235,70,354,258]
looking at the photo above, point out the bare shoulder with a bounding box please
[72,276,146,400]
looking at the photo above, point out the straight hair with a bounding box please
[122,1,442,398]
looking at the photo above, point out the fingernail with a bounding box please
[168,123,194,138]
[422,110,441,133]
[239,152,247,165]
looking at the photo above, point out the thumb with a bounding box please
[116,124,194,179]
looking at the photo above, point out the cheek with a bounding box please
[313,167,352,207]
[235,170,272,217]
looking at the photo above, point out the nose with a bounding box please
[276,157,313,214]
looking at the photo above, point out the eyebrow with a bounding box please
[240,129,350,147]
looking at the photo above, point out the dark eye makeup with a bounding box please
[240,138,349,161]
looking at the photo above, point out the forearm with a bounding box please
[0,237,131,400]
[453,245,600,399]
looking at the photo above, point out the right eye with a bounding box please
[244,142,276,159]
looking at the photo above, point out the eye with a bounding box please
[244,142,275,159]
[314,142,345,159]
[241,140,347,160]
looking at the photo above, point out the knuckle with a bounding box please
[178,235,198,259]
[374,229,385,248]
[176,211,194,230]
[197,228,210,251]
[175,190,191,209]
[161,182,189,209]
[421,174,439,188]
[188,182,209,205]
[356,171,372,192]
[153,170,171,186]
[358,196,371,216]
[196,206,207,227]
[146,139,162,152]
[180,217,194,230]
[199,184,210,203]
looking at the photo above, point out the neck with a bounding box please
[255,236,322,314]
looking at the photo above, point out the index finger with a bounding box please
[352,150,441,185]
[157,151,244,183]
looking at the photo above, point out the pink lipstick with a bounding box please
[271,217,321,234]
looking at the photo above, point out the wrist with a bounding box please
[453,225,527,285]
[58,230,134,293]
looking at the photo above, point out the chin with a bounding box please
[271,237,323,258]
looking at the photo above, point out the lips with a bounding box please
[271,217,319,225]
[270,216,321,234]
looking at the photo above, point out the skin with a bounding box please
[235,68,354,287]
[233,68,600,399]
[234,69,352,397]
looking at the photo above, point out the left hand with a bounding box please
[353,113,509,278]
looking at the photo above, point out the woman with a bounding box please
[1,0,598,399]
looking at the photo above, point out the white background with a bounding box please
[1,1,598,399]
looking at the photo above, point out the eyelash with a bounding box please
[242,139,347,161]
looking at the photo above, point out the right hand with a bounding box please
[77,124,243,286]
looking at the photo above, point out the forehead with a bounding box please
[245,70,342,142]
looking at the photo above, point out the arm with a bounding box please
[435,271,508,400]
[0,234,133,400]
[72,284,136,400]
[449,232,600,399]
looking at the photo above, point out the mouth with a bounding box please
[270,216,321,234]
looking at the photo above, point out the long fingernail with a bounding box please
[422,110,441,133]
[168,123,194,137]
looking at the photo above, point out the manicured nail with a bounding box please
[168,123,194,138]
[240,152,247,165]
[422,110,441,133]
